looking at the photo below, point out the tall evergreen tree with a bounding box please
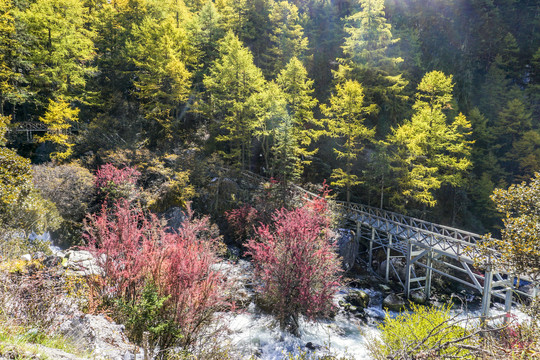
[322,80,376,202]
[203,31,265,169]
[389,71,472,208]
[264,1,308,75]
[276,57,322,167]
[336,0,407,133]
[18,0,96,105]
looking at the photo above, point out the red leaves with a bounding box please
[94,164,140,203]
[84,201,226,347]
[246,206,342,333]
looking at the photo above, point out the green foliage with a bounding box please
[277,57,322,165]
[17,0,96,102]
[264,1,308,75]
[322,80,376,202]
[203,31,265,169]
[369,304,474,360]
[390,71,472,208]
[478,172,540,282]
[118,282,176,347]
[37,97,80,162]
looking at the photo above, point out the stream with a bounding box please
[214,260,529,360]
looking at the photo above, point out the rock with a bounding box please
[345,290,370,310]
[333,229,358,271]
[44,255,62,267]
[162,207,186,232]
[305,342,320,351]
[59,314,143,360]
[383,293,407,312]
[378,258,407,281]
[348,305,358,313]
[64,250,102,276]
[21,254,32,261]
[410,290,427,305]
[378,284,392,293]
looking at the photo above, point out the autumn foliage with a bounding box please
[246,203,341,335]
[84,201,226,351]
[94,164,140,203]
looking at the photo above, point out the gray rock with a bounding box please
[163,207,186,232]
[64,250,102,276]
[334,229,358,271]
[345,290,370,310]
[59,314,143,360]
[378,258,407,281]
[383,293,407,312]
[410,290,427,304]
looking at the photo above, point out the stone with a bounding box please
[162,207,186,232]
[383,293,407,312]
[44,255,62,267]
[64,250,102,276]
[410,290,427,305]
[378,258,407,281]
[58,314,143,360]
[345,290,370,310]
[333,229,358,271]
[21,254,32,261]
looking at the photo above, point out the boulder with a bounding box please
[64,250,102,276]
[58,314,143,360]
[410,290,427,305]
[378,258,407,281]
[334,229,358,271]
[162,207,186,232]
[383,293,407,312]
[345,290,370,310]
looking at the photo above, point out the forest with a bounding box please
[0,0,539,359]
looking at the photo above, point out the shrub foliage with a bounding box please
[246,204,341,335]
[84,201,227,353]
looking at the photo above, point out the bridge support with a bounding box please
[369,227,374,271]
[481,266,493,322]
[386,234,392,282]
[405,241,412,298]
[504,285,513,324]
[424,250,433,300]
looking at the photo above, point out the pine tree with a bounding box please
[322,80,376,202]
[264,1,308,75]
[19,0,96,103]
[335,0,407,133]
[276,57,322,167]
[390,71,473,208]
[38,97,80,162]
[128,13,194,143]
[203,31,265,169]
[0,0,21,114]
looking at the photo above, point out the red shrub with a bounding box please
[84,201,226,349]
[94,164,140,203]
[225,204,260,246]
[246,206,342,335]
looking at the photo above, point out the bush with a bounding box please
[246,206,342,335]
[84,201,227,354]
[225,204,260,246]
[33,163,94,247]
[368,304,475,360]
[94,163,140,204]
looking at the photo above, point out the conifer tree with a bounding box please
[38,97,80,162]
[264,1,308,75]
[336,0,407,132]
[322,80,376,202]
[204,31,265,169]
[276,57,322,167]
[0,0,21,114]
[128,13,194,143]
[390,71,472,208]
[19,0,96,103]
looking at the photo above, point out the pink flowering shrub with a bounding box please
[94,163,140,203]
[84,201,226,351]
[246,206,342,335]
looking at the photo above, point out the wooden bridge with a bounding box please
[240,170,538,319]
